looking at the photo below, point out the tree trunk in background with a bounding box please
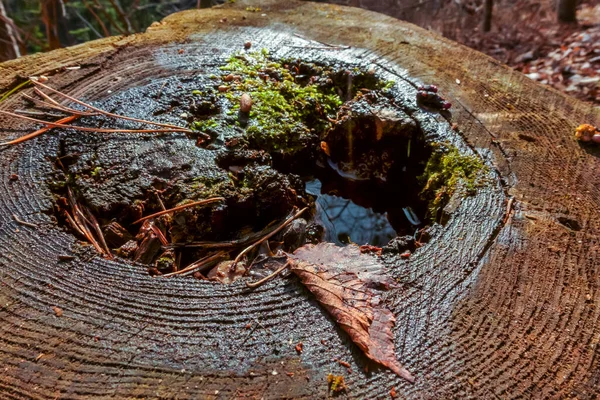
[41,0,71,50]
[557,0,577,23]
[482,0,493,32]
[0,0,20,61]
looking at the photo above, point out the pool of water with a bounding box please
[306,179,401,247]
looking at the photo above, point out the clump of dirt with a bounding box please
[46,48,488,282]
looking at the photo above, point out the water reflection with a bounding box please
[306,179,397,247]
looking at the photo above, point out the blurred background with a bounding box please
[1,0,599,104]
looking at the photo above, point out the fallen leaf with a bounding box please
[289,243,414,382]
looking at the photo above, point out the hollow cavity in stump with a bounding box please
[45,48,488,281]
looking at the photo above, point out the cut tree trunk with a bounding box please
[0,1,599,398]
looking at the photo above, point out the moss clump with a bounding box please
[218,50,343,153]
[91,167,102,179]
[327,374,347,393]
[156,254,174,270]
[191,118,218,131]
[419,144,488,219]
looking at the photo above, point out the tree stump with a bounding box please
[1,1,599,398]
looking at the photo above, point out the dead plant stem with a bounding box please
[31,80,190,131]
[0,114,79,146]
[161,251,226,277]
[0,109,188,134]
[133,197,224,224]
[232,207,307,268]
[12,214,37,228]
[246,261,291,288]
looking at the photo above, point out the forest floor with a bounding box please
[328,0,600,105]
[459,2,600,105]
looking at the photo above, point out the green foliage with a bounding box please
[4,0,208,56]
[419,144,488,218]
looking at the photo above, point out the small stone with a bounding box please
[218,85,229,92]
[272,370,278,375]
[244,41,252,49]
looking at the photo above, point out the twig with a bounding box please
[82,205,113,258]
[22,91,91,116]
[0,115,79,147]
[32,89,98,116]
[64,210,87,238]
[156,81,168,99]
[166,221,280,250]
[149,223,169,246]
[91,0,127,35]
[81,0,110,37]
[246,261,290,288]
[154,191,166,211]
[14,109,64,119]
[133,197,224,224]
[0,80,31,103]
[167,240,240,250]
[292,33,350,49]
[67,188,105,256]
[503,197,515,224]
[31,80,191,131]
[107,0,132,34]
[161,251,226,277]
[289,45,349,50]
[12,214,37,228]
[73,9,103,39]
[232,207,307,268]
[0,110,187,135]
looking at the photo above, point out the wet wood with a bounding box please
[0,0,599,398]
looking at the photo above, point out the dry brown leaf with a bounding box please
[289,243,414,382]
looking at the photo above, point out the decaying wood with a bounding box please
[0,0,599,398]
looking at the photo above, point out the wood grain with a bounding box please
[0,0,599,398]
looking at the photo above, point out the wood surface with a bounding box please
[0,1,599,398]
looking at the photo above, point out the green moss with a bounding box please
[156,255,174,270]
[91,167,102,179]
[191,118,218,132]
[383,80,396,90]
[218,50,342,152]
[419,144,488,218]
[327,374,346,393]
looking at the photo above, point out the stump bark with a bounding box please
[1,1,599,398]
